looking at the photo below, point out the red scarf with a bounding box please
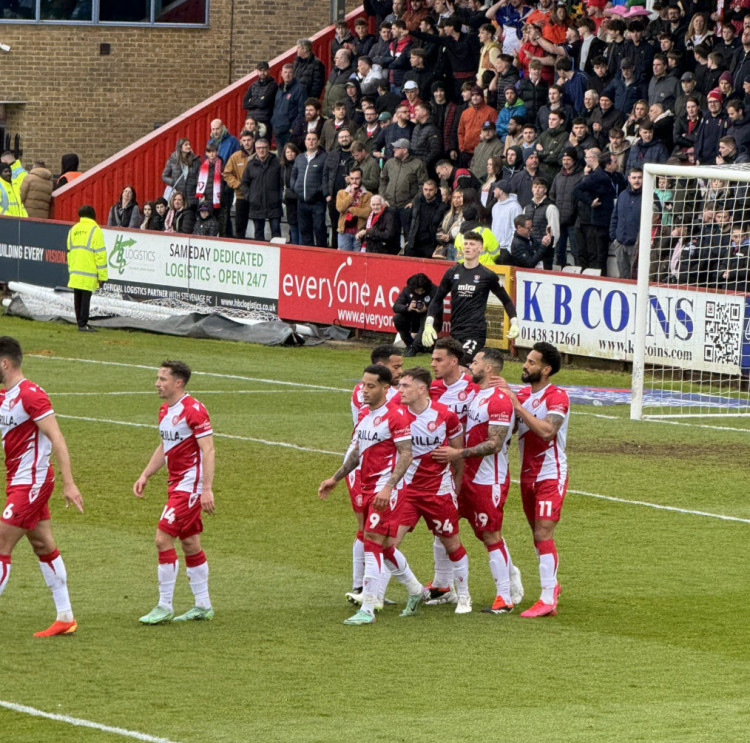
[196,157,223,208]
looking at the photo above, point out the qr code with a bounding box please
[704,301,741,366]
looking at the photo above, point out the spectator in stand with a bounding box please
[411,102,442,175]
[323,127,355,246]
[351,141,380,194]
[674,72,706,119]
[603,58,645,124]
[355,104,383,154]
[517,59,549,126]
[480,155,503,207]
[196,143,228,235]
[352,17,376,58]
[293,38,326,99]
[575,17,606,75]
[222,130,255,240]
[139,202,160,231]
[107,185,140,228]
[695,88,729,164]
[627,121,670,169]
[649,54,680,110]
[477,23,501,86]
[164,192,195,235]
[402,48,433,102]
[470,121,504,182]
[320,100,353,152]
[490,179,522,259]
[510,150,541,208]
[392,273,437,356]
[673,97,702,161]
[291,131,328,247]
[193,203,220,237]
[587,56,613,97]
[207,119,240,169]
[486,0,531,57]
[20,161,53,219]
[523,176,559,269]
[649,102,675,153]
[503,213,550,267]
[458,86,498,166]
[406,179,446,258]
[555,56,588,114]
[271,63,306,152]
[374,103,414,160]
[536,109,568,179]
[550,147,584,266]
[290,98,325,151]
[356,194,400,254]
[487,53,520,108]
[403,0,430,32]
[610,167,643,279]
[518,23,556,85]
[536,84,574,134]
[589,93,624,145]
[380,138,427,240]
[623,21,655,84]
[324,48,356,117]
[344,83,365,129]
[55,153,82,189]
[153,197,168,230]
[572,149,616,275]
[355,55,385,96]
[496,86,526,140]
[161,138,200,210]
[726,99,750,151]
[434,188,465,260]
[281,142,301,244]
[243,61,278,128]
[401,80,422,121]
[330,19,355,64]
[241,138,284,242]
[335,167,372,251]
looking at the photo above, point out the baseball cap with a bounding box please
[620,58,634,69]
[403,80,419,90]
[471,85,484,95]
[680,71,695,82]
[257,61,270,70]
[378,111,392,121]
[392,138,411,149]
[198,203,211,212]
[482,121,494,130]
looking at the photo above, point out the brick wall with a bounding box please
[0,0,356,174]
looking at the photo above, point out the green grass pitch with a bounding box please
[0,316,748,743]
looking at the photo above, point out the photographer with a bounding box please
[392,273,437,357]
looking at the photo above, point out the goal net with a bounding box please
[631,162,750,420]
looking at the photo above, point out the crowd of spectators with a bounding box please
[4,1,750,291]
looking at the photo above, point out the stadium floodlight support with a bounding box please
[631,162,750,420]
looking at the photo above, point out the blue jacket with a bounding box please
[626,138,669,170]
[609,186,642,245]
[207,127,240,165]
[290,149,328,203]
[572,167,615,228]
[271,79,306,134]
[695,112,729,164]
[602,75,645,120]
[496,99,527,138]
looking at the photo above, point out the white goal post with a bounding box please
[631,162,750,420]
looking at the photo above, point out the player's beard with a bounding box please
[471,372,483,385]
[521,368,542,384]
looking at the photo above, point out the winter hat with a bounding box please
[707,88,723,102]
[562,146,578,160]
[719,71,734,85]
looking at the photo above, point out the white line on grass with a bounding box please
[57,414,750,524]
[0,700,184,743]
[28,355,350,392]
[50,390,329,396]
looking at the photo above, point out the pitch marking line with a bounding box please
[57,414,750,525]
[30,355,750,433]
[28,355,351,392]
[0,700,184,743]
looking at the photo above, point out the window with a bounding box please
[3,0,208,24]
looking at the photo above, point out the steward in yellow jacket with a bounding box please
[67,204,107,331]
[0,162,27,217]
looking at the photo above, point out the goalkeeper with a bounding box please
[422,232,519,363]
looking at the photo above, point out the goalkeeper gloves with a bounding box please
[507,317,520,340]
[422,317,438,348]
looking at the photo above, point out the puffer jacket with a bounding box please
[20,166,53,218]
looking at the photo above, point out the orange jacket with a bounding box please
[457,102,498,154]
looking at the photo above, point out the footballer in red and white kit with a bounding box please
[499,342,568,619]
[391,368,473,614]
[434,348,522,615]
[344,345,403,606]
[134,360,216,625]
[319,363,413,625]
[0,336,84,637]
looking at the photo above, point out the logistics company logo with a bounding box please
[109,235,137,275]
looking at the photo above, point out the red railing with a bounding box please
[50,6,368,223]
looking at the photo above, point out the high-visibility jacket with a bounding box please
[0,179,28,217]
[67,217,107,291]
[9,159,27,189]
[455,226,500,266]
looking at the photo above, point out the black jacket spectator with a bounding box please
[406,193,447,257]
[291,148,328,203]
[363,205,400,254]
[322,148,354,200]
[241,153,285,220]
[517,77,549,125]
[410,121,442,173]
[294,54,326,99]
[510,231,547,268]
[193,209,220,237]
[173,207,195,235]
[243,75,278,125]
[271,79,307,139]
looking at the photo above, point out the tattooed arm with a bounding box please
[373,438,413,511]
[318,442,360,500]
